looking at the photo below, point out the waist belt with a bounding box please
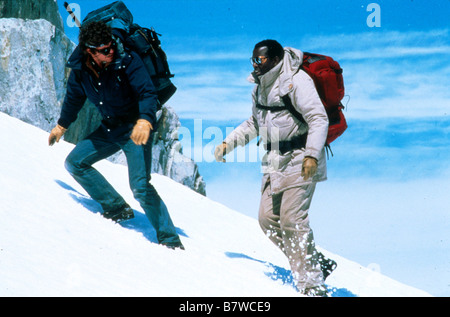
[264,133,307,154]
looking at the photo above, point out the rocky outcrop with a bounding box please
[151,107,206,195]
[0,18,73,132]
[0,2,206,195]
[0,0,63,31]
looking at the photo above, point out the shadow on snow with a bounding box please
[224,252,356,297]
[54,179,188,245]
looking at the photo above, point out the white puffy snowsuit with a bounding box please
[224,47,329,290]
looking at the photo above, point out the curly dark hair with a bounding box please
[254,39,284,59]
[78,21,112,50]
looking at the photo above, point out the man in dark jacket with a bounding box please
[48,21,183,250]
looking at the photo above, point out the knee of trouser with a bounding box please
[280,211,310,234]
[130,178,158,200]
[259,212,278,236]
[64,154,80,175]
[65,152,93,176]
[131,187,145,201]
[258,216,268,233]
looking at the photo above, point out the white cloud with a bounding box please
[170,52,248,63]
[339,45,450,60]
[167,29,450,121]
[300,29,450,59]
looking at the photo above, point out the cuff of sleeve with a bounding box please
[223,137,238,153]
[138,114,155,126]
[304,148,320,160]
[304,155,318,162]
[57,119,70,130]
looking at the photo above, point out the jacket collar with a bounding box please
[65,45,84,70]
[279,47,303,96]
[259,61,283,88]
[248,60,281,86]
[248,47,304,96]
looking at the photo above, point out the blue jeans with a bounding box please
[64,124,182,247]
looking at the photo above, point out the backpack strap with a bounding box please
[255,95,306,124]
[281,95,306,124]
[255,103,286,111]
[282,94,335,157]
[255,96,308,151]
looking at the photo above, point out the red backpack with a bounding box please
[283,52,347,146]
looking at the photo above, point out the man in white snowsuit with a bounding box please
[215,40,335,296]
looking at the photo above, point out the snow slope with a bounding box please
[0,112,431,297]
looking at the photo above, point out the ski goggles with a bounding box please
[250,56,269,65]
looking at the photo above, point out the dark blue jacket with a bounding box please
[58,39,158,130]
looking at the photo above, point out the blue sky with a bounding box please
[60,0,450,116]
[59,0,450,120]
[57,1,450,295]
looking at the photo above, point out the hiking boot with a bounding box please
[103,204,135,223]
[162,242,185,250]
[302,285,329,297]
[318,252,337,280]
